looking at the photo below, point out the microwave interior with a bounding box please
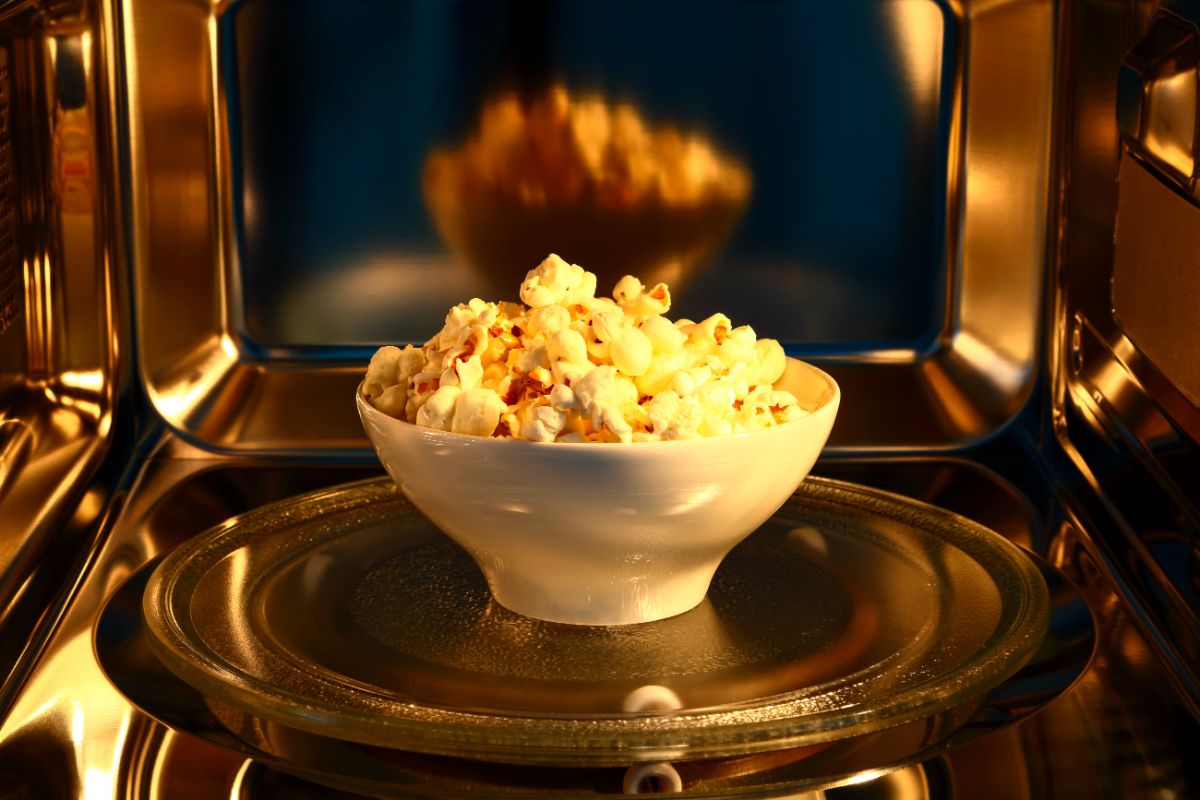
[127,0,1050,455]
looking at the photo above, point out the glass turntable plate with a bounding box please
[142,476,1048,767]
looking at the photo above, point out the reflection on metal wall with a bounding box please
[1052,0,1200,717]
[227,0,954,348]
[422,84,751,297]
[127,0,1050,453]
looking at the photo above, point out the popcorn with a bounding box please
[520,254,597,308]
[546,328,588,368]
[363,346,402,400]
[454,356,484,390]
[451,388,506,437]
[639,315,685,354]
[363,254,808,442]
[755,338,788,385]
[609,326,652,377]
[371,384,408,419]
[523,402,568,443]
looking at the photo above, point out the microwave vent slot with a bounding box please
[0,46,16,338]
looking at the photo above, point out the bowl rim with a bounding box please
[356,357,839,450]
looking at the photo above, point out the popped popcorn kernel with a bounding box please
[363,256,808,441]
[755,338,788,385]
[451,387,506,437]
[609,327,653,377]
[639,315,685,354]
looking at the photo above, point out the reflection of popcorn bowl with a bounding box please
[356,357,838,627]
[423,86,751,294]
[423,192,749,297]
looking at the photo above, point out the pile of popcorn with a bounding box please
[423,84,750,210]
[362,255,806,443]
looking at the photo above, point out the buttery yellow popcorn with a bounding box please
[361,254,807,442]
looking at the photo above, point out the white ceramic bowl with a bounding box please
[357,358,839,626]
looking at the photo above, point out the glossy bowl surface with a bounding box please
[357,358,839,624]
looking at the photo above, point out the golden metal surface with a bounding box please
[1050,0,1200,714]
[1113,155,1200,408]
[0,0,121,646]
[0,0,1192,796]
[940,0,1052,424]
[0,451,1189,797]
